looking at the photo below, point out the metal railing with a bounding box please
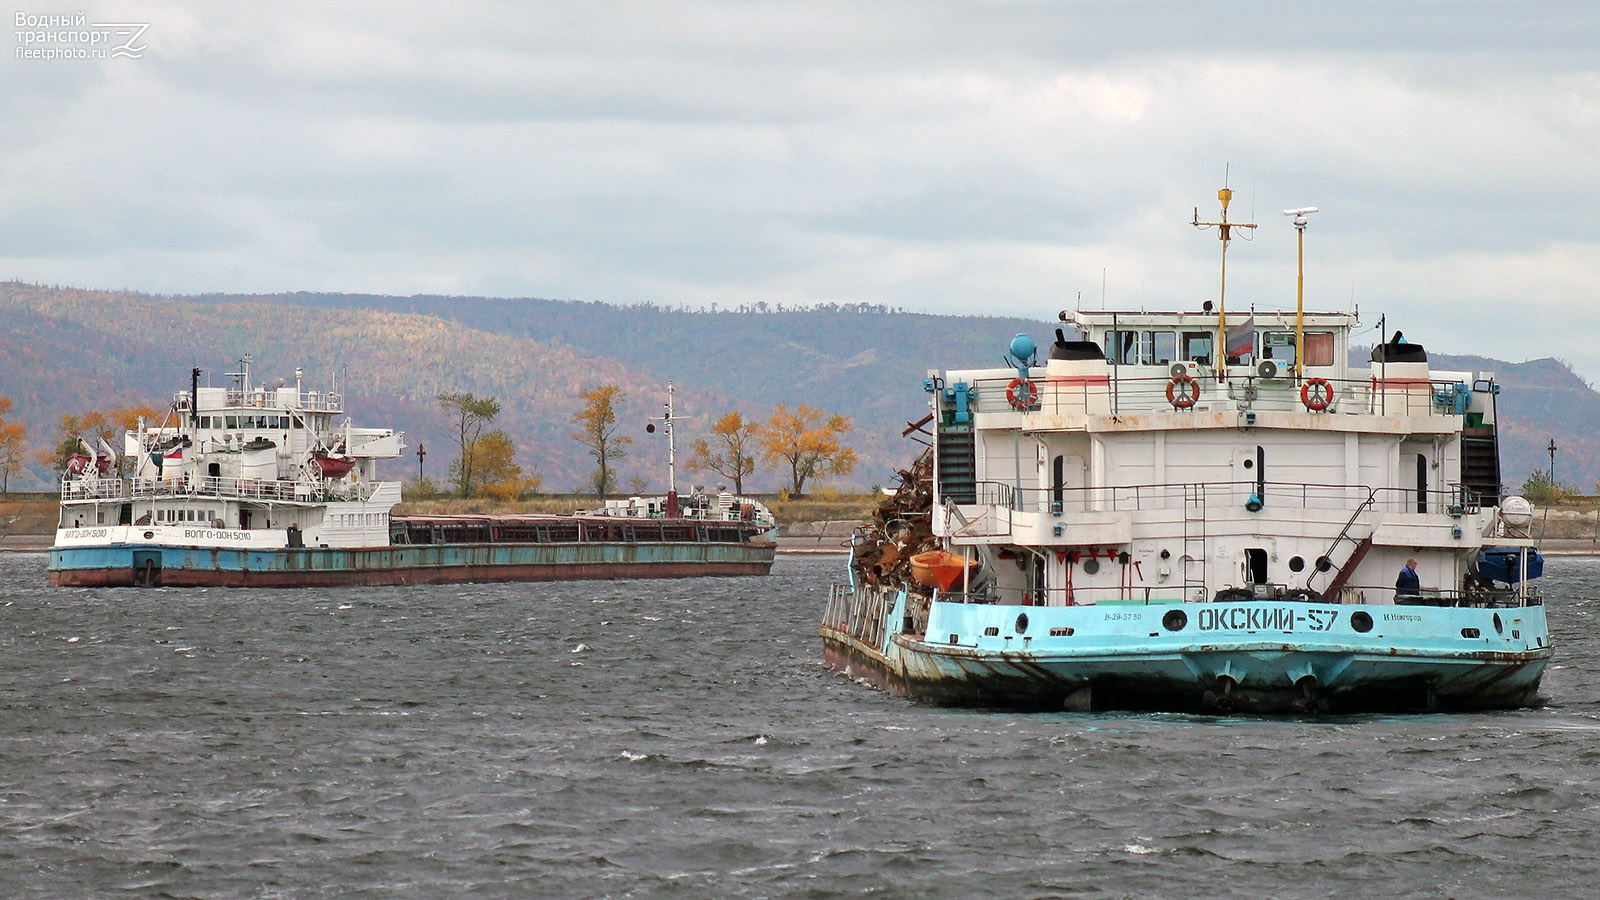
[174,388,344,413]
[954,479,1482,517]
[962,371,1469,419]
[935,581,1538,609]
[62,475,387,504]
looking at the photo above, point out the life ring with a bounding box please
[1006,377,1038,410]
[1166,374,1198,409]
[1301,378,1334,412]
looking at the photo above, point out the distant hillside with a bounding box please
[0,282,1590,496]
[1427,353,1600,493]
[0,283,1039,493]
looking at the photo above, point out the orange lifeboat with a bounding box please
[910,550,978,591]
[312,455,355,478]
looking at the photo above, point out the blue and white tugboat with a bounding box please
[822,189,1548,713]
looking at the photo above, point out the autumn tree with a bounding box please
[756,403,857,497]
[1523,469,1574,504]
[472,430,542,500]
[570,384,631,497]
[38,405,163,475]
[686,410,757,495]
[438,391,501,498]
[0,397,25,494]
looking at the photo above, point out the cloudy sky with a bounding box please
[6,2,1599,376]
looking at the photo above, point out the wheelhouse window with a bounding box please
[1262,331,1297,365]
[1106,330,1178,365]
[1181,332,1213,366]
[1147,331,1177,366]
[1107,330,1138,365]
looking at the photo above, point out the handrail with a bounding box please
[951,479,1475,516]
[1309,488,1379,593]
[935,581,1536,609]
[62,475,390,504]
[962,370,1471,419]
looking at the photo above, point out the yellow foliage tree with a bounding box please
[37,404,164,473]
[686,410,757,495]
[0,397,25,493]
[473,430,541,500]
[571,384,631,497]
[438,391,501,498]
[756,402,856,497]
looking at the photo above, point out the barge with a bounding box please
[48,361,775,587]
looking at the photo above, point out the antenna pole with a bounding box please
[1296,219,1304,378]
[1193,182,1256,381]
[665,381,676,497]
[1283,206,1319,380]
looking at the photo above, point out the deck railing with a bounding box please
[959,479,1483,517]
[962,371,1471,419]
[62,475,387,503]
[935,581,1538,609]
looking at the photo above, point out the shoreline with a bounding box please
[1,533,855,555]
[7,531,1590,558]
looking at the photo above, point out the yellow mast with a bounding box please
[1283,207,1319,379]
[1193,185,1256,379]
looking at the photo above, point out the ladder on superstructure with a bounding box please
[936,426,977,504]
[1310,490,1378,599]
[1182,483,1206,601]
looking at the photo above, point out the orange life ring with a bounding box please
[1301,377,1334,411]
[1166,374,1198,409]
[1006,377,1038,410]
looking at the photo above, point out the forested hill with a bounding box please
[1425,353,1598,493]
[0,281,1592,495]
[0,283,1040,492]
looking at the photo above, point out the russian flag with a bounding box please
[1225,316,1255,358]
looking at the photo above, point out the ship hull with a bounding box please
[49,540,775,588]
[822,585,1549,713]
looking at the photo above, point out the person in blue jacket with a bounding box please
[1395,557,1420,598]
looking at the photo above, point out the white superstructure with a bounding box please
[55,358,405,552]
[928,310,1523,609]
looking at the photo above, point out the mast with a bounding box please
[1283,206,1319,379]
[665,381,676,496]
[1193,183,1256,379]
[646,381,677,497]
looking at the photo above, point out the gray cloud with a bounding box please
[4,2,1598,376]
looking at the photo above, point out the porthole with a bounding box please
[1083,558,1101,575]
[1015,613,1030,635]
[1162,609,1188,632]
[1493,613,1503,634]
[1289,556,1306,573]
[1350,611,1373,633]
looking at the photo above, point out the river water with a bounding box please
[3,551,1599,899]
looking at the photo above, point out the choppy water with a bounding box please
[4,552,1600,899]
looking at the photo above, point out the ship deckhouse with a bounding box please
[927,309,1511,607]
[56,359,405,552]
